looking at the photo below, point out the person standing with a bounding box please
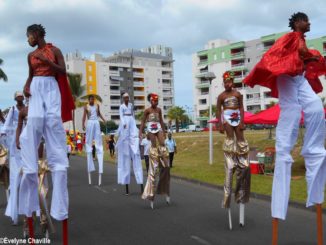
[20,24,75,244]
[1,92,25,225]
[140,93,170,209]
[106,134,116,158]
[141,133,151,173]
[82,94,106,186]
[217,71,251,230]
[116,93,143,195]
[243,12,326,245]
[165,132,177,168]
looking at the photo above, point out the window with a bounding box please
[247,58,250,63]
[199,99,207,105]
[214,54,217,60]
[89,85,93,91]
[221,52,225,59]
[66,64,69,70]
[88,75,92,81]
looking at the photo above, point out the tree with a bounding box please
[100,120,118,134]
[67,73,86,135]
[167,106,186,132]
[202,105,217,118]
[0,59,8,82]
[135,110,144,121]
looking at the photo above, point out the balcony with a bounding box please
[196,116,209,121]
[163,101,173,106]
[196,82,210,89]
[110,90,120,95]
[133,72,144,77]
[163,92,173,97]
[230,51,245,59]
[162,74,172,79]
[109,109,120,115]
[163,83,172,88]
[110,99,121,105]
[246,98,261,105]
[198,59,208,65]
[134,82,144,87]
[134,100,145,106]
[134,91,145,96]
[109,70,120,76]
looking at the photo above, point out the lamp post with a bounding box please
[204,72,216,165]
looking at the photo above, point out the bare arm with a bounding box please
[139,109,149,138]
[24,54,33,97]
[238,92,245,130]
[216,95,224,134]
[82,106,87,130]
[158,108,166,137]
[0,110,4,123]
[16,109,26,150]
[98,105,106,122]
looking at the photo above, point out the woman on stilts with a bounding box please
[140,93,170,209]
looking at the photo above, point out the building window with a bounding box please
[158,79,160,83]
[199,99,207,105]
[89,85,93,91]
[88,75,92,81]
[214,54,217,60]
[221,52,225,59]
[66,64,69,70]
[88,65,92,72]
[247,58,250,63]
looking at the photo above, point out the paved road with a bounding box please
[0,156,325,245]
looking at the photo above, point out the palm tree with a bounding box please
[67,73,86,134]
[167,106,186,132]
[135,110,144,122]
[0,59,8,82]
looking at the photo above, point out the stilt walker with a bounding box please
[116,93,143,195]
[82,95,106,186]
[19,24,75,244]
[243,12,326,244]
[1,92,25,225]
[140,93,170,209]
[216,71,251,230]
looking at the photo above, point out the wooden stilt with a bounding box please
[316,204,323,245]
[27,217,35,245]
[272,218,278,245]
[63,219,68,245]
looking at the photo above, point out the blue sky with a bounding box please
[1,0,326,110]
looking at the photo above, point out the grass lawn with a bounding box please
[78,129,324,205]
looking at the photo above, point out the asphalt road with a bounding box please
[0,156,325,245]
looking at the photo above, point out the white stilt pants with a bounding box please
[271,74,326,220]
[18,76,69,221]
[85,120,103,174]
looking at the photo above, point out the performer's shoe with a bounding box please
[98,173,102,186]
[125,184,129,196]
[166,196,170,205]
[239,203,245,227]
[88,173,92,185]
[150,201,154,210]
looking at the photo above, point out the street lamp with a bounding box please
[204,72,216,165]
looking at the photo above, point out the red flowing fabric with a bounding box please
[243,32,326,98]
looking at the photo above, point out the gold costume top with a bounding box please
[223,96,239,108]
[147,112,161,134]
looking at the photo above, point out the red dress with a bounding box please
[243,32,326,98]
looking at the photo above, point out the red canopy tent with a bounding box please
[244,104,326,125]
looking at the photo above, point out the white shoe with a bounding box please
[166,196,170,205]
[150,201,154,209]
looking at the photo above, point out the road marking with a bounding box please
[94,186,108,194]
[190,235,212,245]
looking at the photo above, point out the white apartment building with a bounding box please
[65,46,174,131]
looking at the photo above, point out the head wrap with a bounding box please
[222,71,235,81]
[14,91,24,99]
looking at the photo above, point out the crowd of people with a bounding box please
[0,11,325,245]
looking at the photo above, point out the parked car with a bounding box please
[185,125,204,132]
